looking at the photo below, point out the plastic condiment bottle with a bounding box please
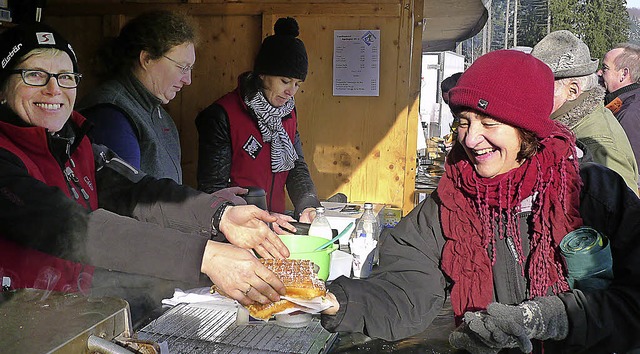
[308,206,333,239]
[349,202,379,278]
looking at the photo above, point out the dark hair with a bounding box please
[441,72,463,95]
[517,128,540,162]
[239,71,265,101]
[97,10,197,77]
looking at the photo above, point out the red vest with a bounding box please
[216,90,297,213]
[0,111,98,293]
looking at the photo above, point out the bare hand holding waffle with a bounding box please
[212,258,328,320]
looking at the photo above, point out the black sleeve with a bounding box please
[558,162,640,352]
[0,148,91,263]
[286,129,321,217]
[195,104,233,193]
[321,196,448,341]
[93,144,219,235]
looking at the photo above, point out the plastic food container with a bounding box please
[274,313,313,328]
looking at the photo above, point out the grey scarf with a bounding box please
[245,91,298,172]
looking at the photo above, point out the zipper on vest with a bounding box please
[63,165,90,209]
[506,237,520,263]
[269,173,276,211]
[98,151,139,175]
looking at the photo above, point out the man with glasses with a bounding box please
[77,10,196,185]
[598,43,640,190]
[532,31,639,195]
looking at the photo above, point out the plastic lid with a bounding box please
[274,313,312,328]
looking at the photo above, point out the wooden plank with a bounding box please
[45,1,423,212]
[178,15,262,187]
[402,0,423,215]
[102,14,126,38]
[46,3,401,17]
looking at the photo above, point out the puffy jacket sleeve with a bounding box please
[558,162,640,352]
[0,147,91,263]
[321,195,449,341]
[0,144,229,283]
[89,144,236,282]
[195,103,232,193]
[286,129,321,217]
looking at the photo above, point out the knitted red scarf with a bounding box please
[439,122,582,320]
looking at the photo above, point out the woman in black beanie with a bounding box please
[0,21,293,325]
[196,17,321,223]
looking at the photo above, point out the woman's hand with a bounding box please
[210,186,248,205]
[219,205,290,259]
[321,291,340,315]
[270,212,296,234]
[201,241,286,306]
[299,207,317,223]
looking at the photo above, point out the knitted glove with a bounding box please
[211,187,248,206]
[449,318,501,354]
[464,296,569,353]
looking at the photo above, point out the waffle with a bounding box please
[212,258,326,320]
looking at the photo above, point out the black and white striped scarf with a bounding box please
[245,91,298,172]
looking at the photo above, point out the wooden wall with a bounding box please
[45,0,423,215]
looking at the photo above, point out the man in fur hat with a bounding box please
[532,30,639,194]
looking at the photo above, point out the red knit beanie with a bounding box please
[448,50,555,138]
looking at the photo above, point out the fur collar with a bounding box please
[551,86,605,129]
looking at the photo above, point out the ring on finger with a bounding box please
[243,286,251,296]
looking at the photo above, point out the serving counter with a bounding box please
[133,299,460,354]
[329,300,460,353]
[0,289,460,354]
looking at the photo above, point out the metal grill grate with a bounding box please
[137,304,337,353]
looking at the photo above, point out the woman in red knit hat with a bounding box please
[319,50,640,353]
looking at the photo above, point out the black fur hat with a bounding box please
[253,17,308,81]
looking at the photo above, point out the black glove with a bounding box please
[463,296,569,353]
[449,317,501,354]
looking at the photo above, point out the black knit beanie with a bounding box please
[0,22,79,85]
[253,17,308,81]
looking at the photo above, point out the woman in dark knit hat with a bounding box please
[320,50,640,353]
[196,17,321,223]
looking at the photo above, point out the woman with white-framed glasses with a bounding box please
[77,10,196,184]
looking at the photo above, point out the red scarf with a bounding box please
[439,121,582,320]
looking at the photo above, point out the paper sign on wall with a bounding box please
[333,30,380,97]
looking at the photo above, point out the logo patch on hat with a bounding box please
[1,43,22,69]
[36,32,56,45]
[477,99,489,110]
[243,135,263,159]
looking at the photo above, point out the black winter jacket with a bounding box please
[322,163,640,353]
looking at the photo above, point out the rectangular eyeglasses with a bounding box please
[163,55,194,74]
[9,69,82,88]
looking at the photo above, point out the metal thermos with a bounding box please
[242,186,267,210]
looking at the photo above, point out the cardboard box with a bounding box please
[382,207,402,228]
